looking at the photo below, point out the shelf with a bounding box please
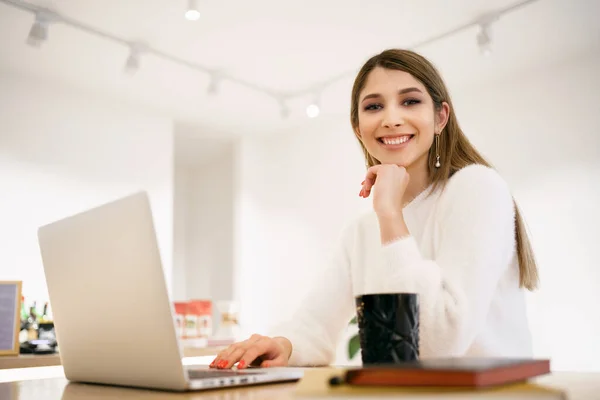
[0,353,61,370]
[0,346,225,370]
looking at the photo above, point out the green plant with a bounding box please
[348,316,361,360]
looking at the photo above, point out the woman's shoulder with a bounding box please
[445,164,511,197]
[440,164,513,212]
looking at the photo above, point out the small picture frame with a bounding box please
[0,281,22,356]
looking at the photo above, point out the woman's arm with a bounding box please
[377,165,517,356]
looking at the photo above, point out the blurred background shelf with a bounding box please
[0,354,61,370]
[0,346,225,370]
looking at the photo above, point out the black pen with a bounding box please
[328,375,345,386]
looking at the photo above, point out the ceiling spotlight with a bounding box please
[27,12,51,48]
[207,73,221,95]
[306,93,321,118]
[306,103,320,118]
[279,98,290,119]
[185,0,201,21]
[476,23,493,56]
[124,43,144,75]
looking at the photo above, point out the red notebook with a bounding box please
[341,358,551,388]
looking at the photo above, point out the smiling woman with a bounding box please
[355,73,448,204]
[350,50,537,285]
[209,48,540,370]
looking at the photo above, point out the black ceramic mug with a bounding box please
[355,293,419,365]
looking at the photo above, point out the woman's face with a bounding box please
[356,67,448,172]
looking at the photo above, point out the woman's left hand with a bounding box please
[360,164,410,218]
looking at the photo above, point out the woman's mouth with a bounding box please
[377,134,415,148]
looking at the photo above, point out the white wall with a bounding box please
[234,52,600,370]
[172,164,190,301]
[173,145,235,302]
[233,117,371,339]
[452,51,600,372]
[0,70,174,303]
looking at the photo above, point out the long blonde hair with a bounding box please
[350,49,538,290]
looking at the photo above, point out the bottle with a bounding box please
[20,296,28,328]
[29,301,37,321]
[40,302,49,323]
[38,301,56,341]
[27,301,39,341]
[19,296,30,343]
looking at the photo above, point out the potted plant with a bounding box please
[348,316,361,360]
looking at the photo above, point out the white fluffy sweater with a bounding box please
[270,164,533,366]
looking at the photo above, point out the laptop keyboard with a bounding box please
[188,369,259,380]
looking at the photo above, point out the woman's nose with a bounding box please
[381,106,405,128]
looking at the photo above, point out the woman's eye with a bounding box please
[403,99,421,106]
[364,103,383,111]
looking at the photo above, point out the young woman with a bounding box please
[210,48,538,370]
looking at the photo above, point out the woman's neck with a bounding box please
[403,163,431,206]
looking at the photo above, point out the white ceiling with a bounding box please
[0,0,598,151]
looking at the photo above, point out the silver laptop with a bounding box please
[37,191,303,391]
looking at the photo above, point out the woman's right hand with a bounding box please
[209,334,292,369]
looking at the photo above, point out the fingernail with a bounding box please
[238,360,246,369]
[220,360,228,368]
[361,180,365,185]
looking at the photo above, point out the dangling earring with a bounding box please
[434,134,441,168]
